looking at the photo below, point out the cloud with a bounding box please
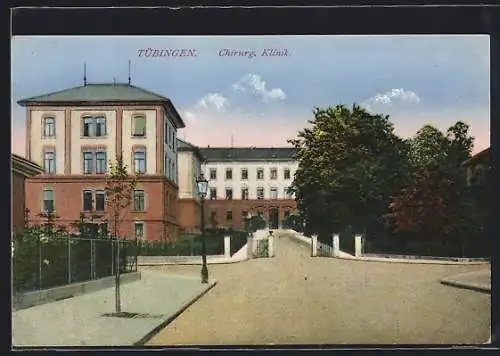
[196,93,229,111]
[232,73,286,102]
[366,88,421,106]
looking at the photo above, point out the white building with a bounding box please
[199,147,299,229]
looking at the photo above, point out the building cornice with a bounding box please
[12,154,44,178]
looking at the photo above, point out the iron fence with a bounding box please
[13,232,137,293]
[317,241,333,257]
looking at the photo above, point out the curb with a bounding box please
[332,255,491,266]
[133,280,217,346]
[138,257,249,266]
[440,279,491,294]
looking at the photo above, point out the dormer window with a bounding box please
[132,115,146,137]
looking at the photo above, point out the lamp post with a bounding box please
[196,173,209,284]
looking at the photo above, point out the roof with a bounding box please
[12,154,44,178]
[199,147,297,162]
[16,83,185,128]
[462,147,491,166]
[177,138,203,161]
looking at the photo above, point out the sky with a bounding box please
[11,35,490,156]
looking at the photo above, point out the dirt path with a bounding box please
[145,232,490,345]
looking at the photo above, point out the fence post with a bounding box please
[332,233,340,257]
[268,233,274,258]
[38,237,42,289]
[247,235,253,259]
[68,234,72,284]
[111,239,114,276]
[355,234,363,257]
[311,235,318,257]
[224,236,231,258]
[90,239,96,280]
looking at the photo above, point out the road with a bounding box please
[144,231,490,345]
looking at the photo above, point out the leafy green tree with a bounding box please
[386,121,480,256]
[288,104,411,240]
[105,154,137,314]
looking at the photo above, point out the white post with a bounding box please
[332,233,340,257]
[247,236,253,259]
[311,235,318,257]
[355,234,362,257]
[268,235,274,257]
[224,235,231,258]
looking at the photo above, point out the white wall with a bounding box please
[204,160,298,199]
[70,108,117,174]
[178,150,202,199]
[30,109,66,174]
[164,113,178,184]
[122,109,156,175]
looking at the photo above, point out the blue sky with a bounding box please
[11,35,490,155]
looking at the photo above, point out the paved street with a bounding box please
[145,231,490,345]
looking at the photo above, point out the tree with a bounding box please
[105,154,137,314]
[288,104,411,240]
[386,121,477,256]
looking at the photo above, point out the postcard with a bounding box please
[11,34,491,347]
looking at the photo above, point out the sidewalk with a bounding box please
[440,269,491,293]
[12,271,216,347]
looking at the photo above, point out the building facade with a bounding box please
[176,138,203,234]
[18,82,185,241]
[11,154,44,234]
[463,147,491,187]
[199,147,299,229]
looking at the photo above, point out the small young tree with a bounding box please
[105,154,137,314]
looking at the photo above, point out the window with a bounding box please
[165,124,169,144]
[241,168,248,180]
[83,116,106,137]
[210,187,217,200]
[134,222,145,239]
[284,187,293,199]
[270,187,278,199]
[226,211,233,222]
[257,187,264,200]
[96,117,106,137]
[83,190,93,211]
[270,168,278,180]
[43,149,56,174]
[284,210,290,219]
[284,168,291,180]
[134,190,145,211]
[210,169,217,180]
[210,211,217,222]
[83,151,93,174]
[132,115,146,137]
[241,187,249,200]
[96,151,107,174]
[43,189,54,213]
[134,149,147,174]
[43,117,55,137]
[225,168,232,180]
[257,168,264,180]
[95,191,106,212]
[225,188,233,200]
[241,210,248,220]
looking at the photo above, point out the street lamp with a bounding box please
[196,173,209,284]
[246,212,253,237]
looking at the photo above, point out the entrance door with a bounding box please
[269,207,279,229]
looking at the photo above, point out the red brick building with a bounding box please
[18,82,186,241]
[11,154,43,234]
